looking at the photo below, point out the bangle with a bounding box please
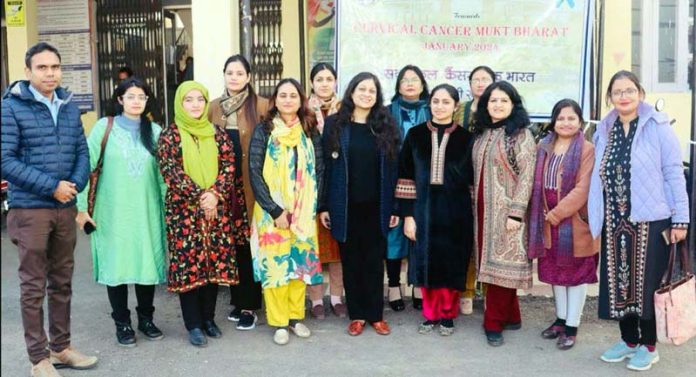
[671,223,688,230]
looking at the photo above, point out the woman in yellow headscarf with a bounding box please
[249,78,324,345]
[157,81,241,347]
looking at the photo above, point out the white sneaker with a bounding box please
[273,328,289,345]
[289,322,311,338]
[460,298,473,315]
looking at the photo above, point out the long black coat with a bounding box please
[396,122,474,290]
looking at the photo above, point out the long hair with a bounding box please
[223,54,260,127]
[330,72,400,160]
[262,78,317,136]
[468,65,496,83]
[114,77,156,156]
[391,65,430,102]
[474,81,530,136]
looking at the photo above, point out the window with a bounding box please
[632,0,692,92]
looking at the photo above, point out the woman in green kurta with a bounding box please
[76,78,167,347]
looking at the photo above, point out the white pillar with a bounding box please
[191,0,240,96]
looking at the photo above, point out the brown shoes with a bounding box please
[348,320,366,336]
[49,347,98,370]
[331,303,347,318]
[31,359,61,377]
[557,334,577,350]
[370,320,391,335]
[310,304,326,319]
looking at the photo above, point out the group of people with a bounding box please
[1,42,690,377]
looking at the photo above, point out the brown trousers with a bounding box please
[7,207,77,364]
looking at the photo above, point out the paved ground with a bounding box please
[1,229,694,377]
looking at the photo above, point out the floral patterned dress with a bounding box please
[157,123,241,293]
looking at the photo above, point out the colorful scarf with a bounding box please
[174,81,218,189]
[220,87,249,130]
[308,93,340,134]
[250,116,321,288]
[528,130,584,265]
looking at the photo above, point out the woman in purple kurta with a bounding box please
[528,99,598,351]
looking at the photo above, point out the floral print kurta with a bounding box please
[157,123,240,293]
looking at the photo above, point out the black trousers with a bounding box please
[620,315,657,346]
[229,244,262,311]
[179,284,219,331]
[106,284,156,324]
[386,259,402,288]
[339,202,386,323]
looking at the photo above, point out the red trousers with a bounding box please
[421,287,460,321]
[483,283,521,332]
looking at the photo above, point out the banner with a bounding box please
[336,0,593,121]
[307,0,337,70]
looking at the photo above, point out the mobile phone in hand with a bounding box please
[661,228,671,245]
[84,222,96,235]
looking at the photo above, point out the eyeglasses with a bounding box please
[123,95,149,102]
[400,78,421,85]
[471,78,492,85]
[610,88,638,98]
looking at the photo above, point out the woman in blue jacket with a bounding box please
[320,72,400,336]
[387,65,431,311]
[590,71,689,372]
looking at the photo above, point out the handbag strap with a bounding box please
[660,240,692,287]
[94,116,114,173]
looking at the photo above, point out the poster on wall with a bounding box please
[4,0,26,26]
[336,0,593,121]
[37,0,94,111]
[307,0,337,71]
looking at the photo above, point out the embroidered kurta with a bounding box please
[157,123,239,293]
[598,118,671,320]
[77,117,167,286]
[396,122,474,290]
[472,127,536,290]
[537,153,599,286]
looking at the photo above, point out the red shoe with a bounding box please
[370,320,391,335]
[348,320,365,336]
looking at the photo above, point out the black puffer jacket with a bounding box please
[248,122,324,219]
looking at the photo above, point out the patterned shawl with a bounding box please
[308,93,340,134]
[528,130,584,265]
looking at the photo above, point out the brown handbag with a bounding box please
[87,116,114,216]
[654,240,696,345]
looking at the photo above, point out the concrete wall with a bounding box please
[601,0,693,159]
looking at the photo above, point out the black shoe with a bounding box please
[504,322,522,331]
[188,328,207,347]
[412,287,423,310]
[115,321,136,347]
[236,311,257,330]
[389,299,405,312]
[485,330,504,347]
[138,318,164,340]
[202,320,222,338]
[227,307,241,322]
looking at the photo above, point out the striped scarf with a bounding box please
[528,131,584,265]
